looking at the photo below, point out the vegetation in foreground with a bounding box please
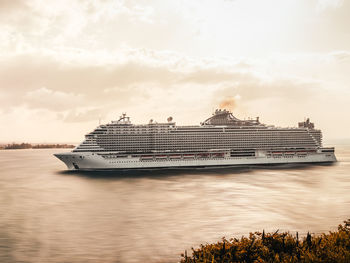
[2,143,75,150]
[181,220,350,263]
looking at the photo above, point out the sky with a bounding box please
[0,0,349,143]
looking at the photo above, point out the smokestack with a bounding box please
[219,97,236,112]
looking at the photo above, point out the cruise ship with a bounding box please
[54,109,336,170]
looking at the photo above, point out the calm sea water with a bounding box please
[0,144,350,263]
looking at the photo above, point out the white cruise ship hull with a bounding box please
[54,150,336,171]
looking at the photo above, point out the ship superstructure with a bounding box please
[54,110,336,170]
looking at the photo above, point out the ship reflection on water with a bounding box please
[0,146,349,263]
[60,162,336,178]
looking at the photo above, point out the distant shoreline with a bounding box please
[0,143,75,150]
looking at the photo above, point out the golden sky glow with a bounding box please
[0,0,349,142]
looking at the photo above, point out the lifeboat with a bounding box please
[297,151,307,155]
[197,153,210,158]
[141,155,154,160]
[272,152,283,155]
[169,155,182,159]
[212,153,224,158]
[155,155,168,159]
[284,152,295,155]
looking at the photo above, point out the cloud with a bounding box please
[215,78,320,104]
[0,50,250,113]
[0,0,349,142]
[317,0,344,10]
[0,0,27,12]
[179,68,253,85]
[62,108,105,123]
[330,51,350,62]
[1,47,349,141]
[0,48,345,123]
[0,52,168,112]
[25,87,85,111]
[0,0,160,55]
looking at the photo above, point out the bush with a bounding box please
[181,219,350,263]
